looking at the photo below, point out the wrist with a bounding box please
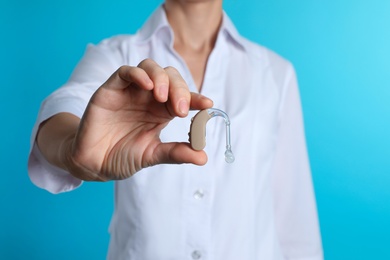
[60,134,108,182]
[58,133,77,174]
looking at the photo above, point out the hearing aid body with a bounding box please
[189,108,235,163]
[189,110,212,150]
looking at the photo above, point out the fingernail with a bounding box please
[144,78,153,89]
[179,100,188,115]
[159,84,168,99]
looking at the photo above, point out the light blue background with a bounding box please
[1,0,389,259]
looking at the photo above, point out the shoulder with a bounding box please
[92,34,137,50]
[83,34,143,66]
[239,38,296,91]
[241,38,294,75]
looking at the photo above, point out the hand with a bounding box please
[63,59,213,181]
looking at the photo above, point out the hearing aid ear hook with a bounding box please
[189,108,235,163]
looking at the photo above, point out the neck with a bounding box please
[164,0,223,52]
[164,0,223,91]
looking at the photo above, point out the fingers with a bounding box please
[103,59,214,117]
[140,62,193,117]
[104,65,154,91]
[163,68,213,116]
[138,59,170,102]
[138,60,194,116]
[102,59,170,96]
[138,59,213,117]
[189,92,214,111]
[164,66,191,117]
[139,60,211,117]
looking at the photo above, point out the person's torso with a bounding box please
[106,27,290,260]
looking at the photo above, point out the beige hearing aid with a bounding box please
[189,108,235,163]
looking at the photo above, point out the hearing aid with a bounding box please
[189,108,235,163]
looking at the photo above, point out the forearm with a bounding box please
[36,112,80,173]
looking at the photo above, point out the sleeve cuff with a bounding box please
[28,143,83,194]
[287,254,323,260]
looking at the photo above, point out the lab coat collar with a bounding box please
[136,5,247,51]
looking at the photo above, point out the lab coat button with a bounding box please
[193,190,204,199]
[191,250,202,259]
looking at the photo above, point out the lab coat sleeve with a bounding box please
[271,66,323,260]
[28,37,125,194]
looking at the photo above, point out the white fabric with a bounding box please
[28,6,323,260]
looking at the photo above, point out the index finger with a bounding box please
[138,59,169,103]
[189,92,214,111]
[164,66,191,117]
[102,65,154,91]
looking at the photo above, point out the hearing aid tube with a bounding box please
[189,108,235,163]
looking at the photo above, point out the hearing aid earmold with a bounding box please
[189,108,235,163]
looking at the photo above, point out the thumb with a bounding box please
[153,142,208,166]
